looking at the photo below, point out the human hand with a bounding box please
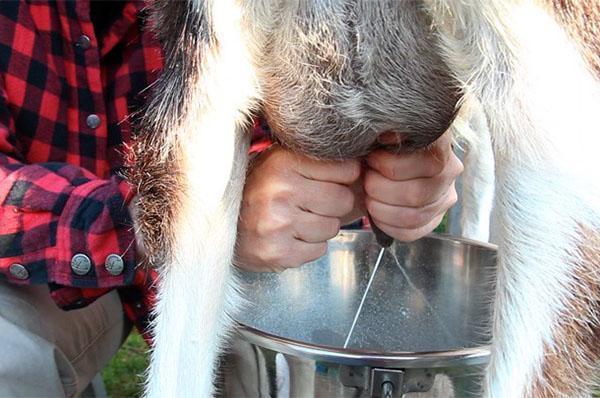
[364,131,463,242]
[236,146,360,272]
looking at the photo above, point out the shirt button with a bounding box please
[9,263,29,280]
[71,253,92,276]
[105,254,125,276]
[86,114,101,129]
[76,35,91,50]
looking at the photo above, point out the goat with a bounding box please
[129,1,600,396]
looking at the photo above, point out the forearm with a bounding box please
[0,155,138,288]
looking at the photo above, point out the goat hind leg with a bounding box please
[132,1,260,396]
[426,1,600,396]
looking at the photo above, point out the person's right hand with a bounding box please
[236,145,361,272]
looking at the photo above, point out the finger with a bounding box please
[373,212,446,243]
[293,212,341,243]
[283,241,328,269]
[340,177,368,224]
[237,235,328,272]
[364,168,453,208]
[367,132,454,181]
[294,156,361,184]
[365,185,457,229]
[296,179,355,217]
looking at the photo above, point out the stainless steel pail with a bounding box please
[219,232,496,397]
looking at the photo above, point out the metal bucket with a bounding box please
[219,232,496,397]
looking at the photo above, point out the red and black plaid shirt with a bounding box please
[0,0,165,337]
[0,1,271,339]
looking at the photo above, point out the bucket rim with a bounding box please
[335,230,498,251]
[236,324,490,368]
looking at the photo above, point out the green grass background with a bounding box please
[102,331,148,397]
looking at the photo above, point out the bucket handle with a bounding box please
[339,366,436,397]
[371,368,403,398]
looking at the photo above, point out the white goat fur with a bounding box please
[452,98,496,243]
[134,1,600,397]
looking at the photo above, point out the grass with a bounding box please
[102,331,148,397]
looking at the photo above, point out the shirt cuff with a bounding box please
[51,177,137,288]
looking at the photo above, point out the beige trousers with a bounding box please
[0,281,129,397]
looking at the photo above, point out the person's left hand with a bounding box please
[363,130,463,242]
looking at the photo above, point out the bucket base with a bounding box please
[218,339,484,397]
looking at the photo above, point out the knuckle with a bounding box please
[346,160,361,182]
[256,214,291,237]
[273,216,292,233]
[388,164,400,180]
[388,161,406,181]
[431,140,451,162]
[271,187,294,205]
[254,218,272,237]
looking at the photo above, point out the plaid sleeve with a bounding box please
[0,74,137,289]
